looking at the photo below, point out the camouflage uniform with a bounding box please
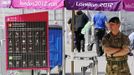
[102,32,131,75]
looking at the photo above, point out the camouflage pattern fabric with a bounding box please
[102,32,130,49]
[106,56,131,75]
[102,32,131,75]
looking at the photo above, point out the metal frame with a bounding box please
[65,52,98,75]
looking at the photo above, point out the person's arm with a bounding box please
[67,18,72,32]
[113,46,129,57]
[68,18,72,24]
[102,35,121,56]
[112,36,130,57]
[103,46,121,55]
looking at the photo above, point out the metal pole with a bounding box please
[92,57,98,75]
[62,8,66,75]
[71,10,75,75]
[32,70,34,75]
[81,67,86,75]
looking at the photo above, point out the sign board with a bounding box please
[5,12,49,70]
[123,0,134,11]
[65,0,122,11]
[0,0,11,8]
[12,0,64,9]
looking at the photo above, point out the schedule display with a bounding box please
[6,22,48,69]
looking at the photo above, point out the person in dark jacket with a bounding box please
[68,10,89,52]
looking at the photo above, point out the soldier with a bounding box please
[102,17,131,75]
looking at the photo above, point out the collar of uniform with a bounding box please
[109,31,122,39]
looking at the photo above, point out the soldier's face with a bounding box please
[108,22,120,31]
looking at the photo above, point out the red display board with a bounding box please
[5,12,49,70]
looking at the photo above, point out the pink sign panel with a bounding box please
[123,0,134,11]
[0,0,11,8]
[12,0,64,9]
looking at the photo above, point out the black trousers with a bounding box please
[94,29,105,56]
[75,28,85,52]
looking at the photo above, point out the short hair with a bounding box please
[108,17,120,24]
